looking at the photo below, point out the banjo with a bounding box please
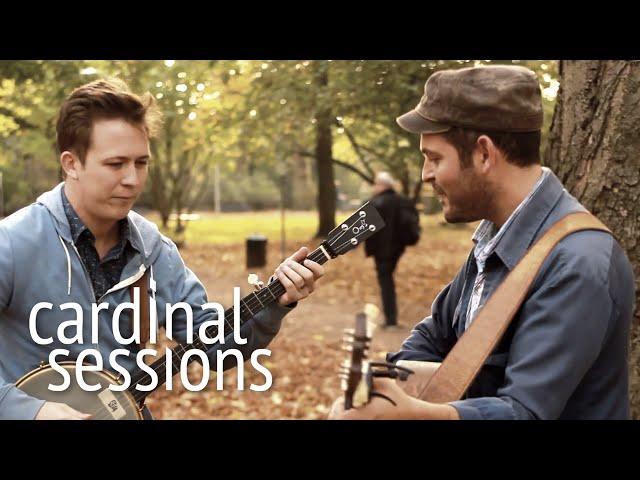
[16,202,385,420]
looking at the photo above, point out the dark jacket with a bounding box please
[365,189,408,260]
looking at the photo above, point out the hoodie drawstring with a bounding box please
[58,235,72,295]
[149,264,156,299]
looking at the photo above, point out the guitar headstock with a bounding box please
[339,304,416,411]
[324,202,385,258]
[339,304,378,410]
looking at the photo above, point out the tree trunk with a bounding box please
[544,60,640,418]
[149,133,172,229]
[314,61,337,238]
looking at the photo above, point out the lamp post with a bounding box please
[277,162,287,262]
[214,162,220,214]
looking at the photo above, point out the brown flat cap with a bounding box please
[397,65,543,134]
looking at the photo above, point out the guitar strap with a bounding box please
[419,212,612,403]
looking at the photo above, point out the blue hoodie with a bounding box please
[0,183,291,419]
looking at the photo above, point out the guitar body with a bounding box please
[16,362,143,420]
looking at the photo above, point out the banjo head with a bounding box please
[16,362,143,420]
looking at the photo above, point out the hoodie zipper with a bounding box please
[69,242,98,302]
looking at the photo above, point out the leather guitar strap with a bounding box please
[419,212,611,403]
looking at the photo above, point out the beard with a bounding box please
[437,169,494,224]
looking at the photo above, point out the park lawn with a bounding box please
[147,209,476,246]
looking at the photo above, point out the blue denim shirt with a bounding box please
[387,170,635,419]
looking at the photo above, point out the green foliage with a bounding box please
[0,60,559,216]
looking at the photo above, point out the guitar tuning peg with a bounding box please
[247,273,264,291]
[343,328,355,336]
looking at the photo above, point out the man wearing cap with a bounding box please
[329,65,635,420]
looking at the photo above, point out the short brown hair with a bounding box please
[56,78,162,163]
[441,127,541,168]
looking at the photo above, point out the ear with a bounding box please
[60,151,81,180]
[475,135,498,174]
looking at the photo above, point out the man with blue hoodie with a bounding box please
[0,79,324,419]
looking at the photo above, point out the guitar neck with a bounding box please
[127,243,335,403]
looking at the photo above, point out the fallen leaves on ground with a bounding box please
[145,223,474,419]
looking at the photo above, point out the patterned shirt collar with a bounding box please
[61,187,132,255]
[471,167,550,271]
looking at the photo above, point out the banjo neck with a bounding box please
[126,244,333,404]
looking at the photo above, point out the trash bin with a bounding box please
[246,234,267,269]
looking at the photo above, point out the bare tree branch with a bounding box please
[333,158,375,183]
[298,150,374,183]
[335,120,376,178]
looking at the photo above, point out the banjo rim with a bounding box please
[15,361,144,420]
